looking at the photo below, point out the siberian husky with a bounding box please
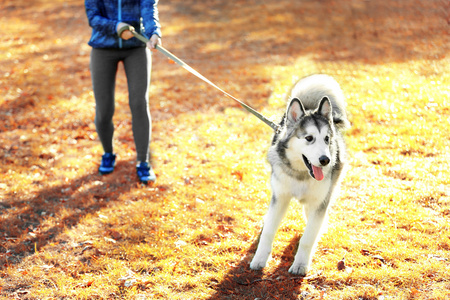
[250,74,349,275]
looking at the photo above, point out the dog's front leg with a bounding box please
[250,193,290,270]
[289,202,328,275]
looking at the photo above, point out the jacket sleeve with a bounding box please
[141,0,162,38]
[85,0,119,37]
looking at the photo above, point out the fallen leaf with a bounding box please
[16,288,29,295]
[80,245,93,254]
[107,229,122,240]
[361,249,371,256]
[337,257,346,271]
[231,170,244,181]
[410,287,420,297]
[372,255,386,264]
[124,279,137,288]
[119,275,138,288]
[104,237,117,243]
[40,264,54,271]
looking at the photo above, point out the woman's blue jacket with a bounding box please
[85,0,161,49]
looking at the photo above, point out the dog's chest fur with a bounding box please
[270,163,331,204]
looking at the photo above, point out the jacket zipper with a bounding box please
[118,0,122,48]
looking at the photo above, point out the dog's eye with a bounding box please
[305,136,313,142]
[325,136,330,144]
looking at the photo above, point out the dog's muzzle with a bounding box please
[302,155,325,181]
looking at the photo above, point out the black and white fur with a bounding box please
[250,74,349,275]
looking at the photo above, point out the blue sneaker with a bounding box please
[99,153,116,175]
[136,162,156,183]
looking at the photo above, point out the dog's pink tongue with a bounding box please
[312,165,324,181]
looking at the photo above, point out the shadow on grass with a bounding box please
[170,0,449,65]
[0,159,167,268]
[208,235,315,300]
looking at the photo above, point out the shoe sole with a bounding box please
[139,177,156,184]
[138,173,156,184]
[99,169,114,175]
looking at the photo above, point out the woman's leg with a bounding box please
[90,48,120,154]
[123,47,152,163]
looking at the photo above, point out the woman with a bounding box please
[85,0,161,183]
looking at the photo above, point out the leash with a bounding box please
[123,26,280,132]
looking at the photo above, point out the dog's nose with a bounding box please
[319,156,330,166]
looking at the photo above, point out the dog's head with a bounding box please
[284,97,334,181]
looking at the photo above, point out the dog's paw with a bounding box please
[288,263,309,276]
[249,258,267,271]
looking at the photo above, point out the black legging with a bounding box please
[90,47,152,163]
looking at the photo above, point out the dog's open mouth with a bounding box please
[302,155,324,181]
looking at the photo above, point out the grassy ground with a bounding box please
[1,0,449,299]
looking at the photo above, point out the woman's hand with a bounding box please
[147,34,161,49]
[117,22,134,40]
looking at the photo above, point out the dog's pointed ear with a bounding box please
[287,98,305,123]
[317,96,332,120]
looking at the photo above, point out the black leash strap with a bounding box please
[124,26,280,132]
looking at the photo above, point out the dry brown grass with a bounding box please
[1,0,449,299]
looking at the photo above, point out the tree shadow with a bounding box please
[168,0,449,64]
[0,0,91,133]
[208,235,315,300]
[0,158,168,268]
[2,0,448,124]
[141,0,450,121]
